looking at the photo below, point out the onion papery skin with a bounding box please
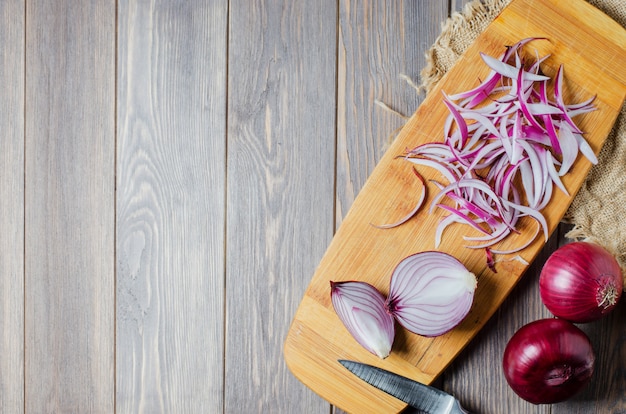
[385,251,477,337]
[539,241,623,323]
[330,281,395,358]
[503,318,595,404]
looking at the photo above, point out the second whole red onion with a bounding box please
[503,318,595,404]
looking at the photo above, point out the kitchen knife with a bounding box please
[339,360,469,414]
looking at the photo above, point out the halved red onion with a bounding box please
[385,252,477,337]
[330,281,395,358]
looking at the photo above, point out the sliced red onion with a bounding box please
[556,120,580,176]
[385,252,477,337]
[371,168,427,229]
[406,156,462,184]
[553,65,584,134]
[397,38,597,257]
[330,281,395,358]
[486,247,497,273]
[480,52,550,82]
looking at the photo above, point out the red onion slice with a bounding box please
[553,65,584,134]
[371,168,427,229]
[385,252,477,337]
[480,51,550,82]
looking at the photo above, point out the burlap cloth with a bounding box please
[418,0,626,284]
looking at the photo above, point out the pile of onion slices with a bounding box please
[389,38,597,257]
[331,251,477,358]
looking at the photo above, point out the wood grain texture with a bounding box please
[5,2,623,412]
[0,1,24,412]
[25,1,115,412]
[335,0,448,228]
[334,2,448,413]
[450,0,475,14]
[439,228,559,414]
[438,6,549,413]
[284,0,626,411]
[225,0,337,412]
[116,0,227,412]
[441,2,626,413]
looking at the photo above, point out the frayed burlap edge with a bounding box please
[418,0,626,284]
[562,103,626,274]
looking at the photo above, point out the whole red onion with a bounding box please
[539,241,623,323]
[503,318,595,404]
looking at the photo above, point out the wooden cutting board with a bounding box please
[284,0,626,412]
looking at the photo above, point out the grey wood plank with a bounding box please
[335,0,447,227]
[0,0,24,412]
[549,286,626,413]
[116,0,227,412]
[450,0,475,14]
[445,224,623,413]
[225,0,337,412]
[24,1,115,412]
[441,232,556,414]
[333,1,448,413]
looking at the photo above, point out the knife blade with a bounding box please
[339,360,469,414]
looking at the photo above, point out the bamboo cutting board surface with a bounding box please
[284,0,626,412]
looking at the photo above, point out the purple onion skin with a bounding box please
[540,242,623,323]
[503,318,595,404]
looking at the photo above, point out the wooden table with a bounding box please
[1,1,623,413]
